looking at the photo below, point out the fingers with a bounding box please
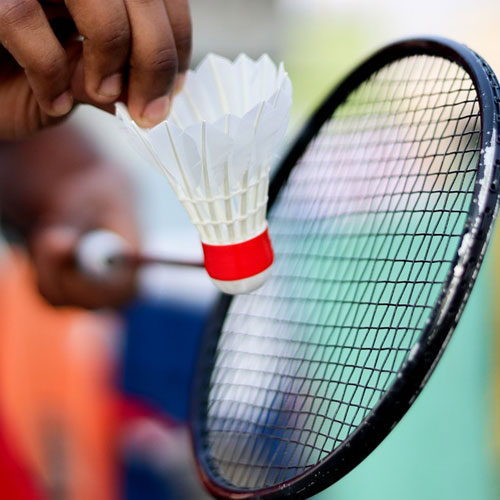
[31,225,137,309]
[64,0,130,103]
[0,0,192,130]
[162,0,192,93]
[123,0,177,127]
[30,225,78,307]
[0,0,73,117]
[68,0,192,124]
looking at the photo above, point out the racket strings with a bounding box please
[211,91,472,484]
[201,55,481,489]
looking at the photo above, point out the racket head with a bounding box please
[191,37,500,500]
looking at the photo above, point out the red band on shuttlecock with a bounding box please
[202,228,274,281]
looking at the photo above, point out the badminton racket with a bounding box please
[190,37,500,500]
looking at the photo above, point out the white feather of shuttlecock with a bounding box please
[116,53,292,246]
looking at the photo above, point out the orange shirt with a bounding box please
[0,249,119,500]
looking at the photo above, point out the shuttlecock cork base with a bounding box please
[202,225,273,294]
[116,53,292,294]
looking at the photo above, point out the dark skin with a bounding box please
[0,123,139,308]
[0,0,192,138]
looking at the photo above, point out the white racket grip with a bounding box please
[76,229,131,280]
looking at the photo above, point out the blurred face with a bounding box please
[0,122,140,308]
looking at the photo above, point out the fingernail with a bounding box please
[174,73,186,95]
[51,91,73,116]
[141,95,170,126]
[98,73,122,98]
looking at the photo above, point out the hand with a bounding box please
[0,0,192,139]
[0,122,140,308]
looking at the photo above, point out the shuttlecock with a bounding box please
[116,53,292,294]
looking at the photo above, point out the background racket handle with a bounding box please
[76,229,205,280]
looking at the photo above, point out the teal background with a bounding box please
[316,251,498,499]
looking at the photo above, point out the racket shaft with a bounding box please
[109,253,204,269]
[76,229,204,280]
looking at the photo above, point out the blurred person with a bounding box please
[0,0,194,305]
[0,116,213,500]
[0,123,140,308]
[0,119,141,500]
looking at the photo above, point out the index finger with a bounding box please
[124,0,178,127]
[64,0,131,103]
[162,0,192,92]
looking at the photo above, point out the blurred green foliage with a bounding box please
[282,14,375,129]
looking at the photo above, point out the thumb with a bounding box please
[29,225,79,306]
[0,64,63,139]
[31,225,79,263]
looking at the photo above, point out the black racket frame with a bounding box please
[190,37,500,500]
